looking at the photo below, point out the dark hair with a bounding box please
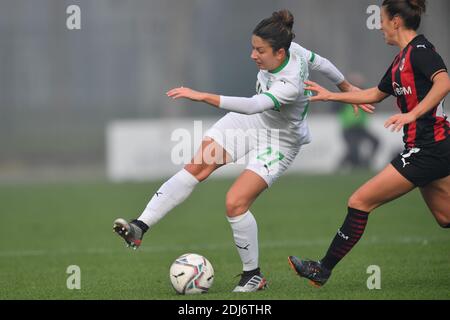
[253,10,295,53]
[382,0,427,30]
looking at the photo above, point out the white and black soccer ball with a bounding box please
[169,253,214,295]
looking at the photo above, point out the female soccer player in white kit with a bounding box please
[113,10,373,292]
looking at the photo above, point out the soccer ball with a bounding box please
[169,253,214,295]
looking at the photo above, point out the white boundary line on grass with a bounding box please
[0,236,446,258]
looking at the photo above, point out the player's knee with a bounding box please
[347,193,372,212]
[184,164,215,182]
[225,193,250,217]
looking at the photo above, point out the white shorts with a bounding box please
[204,112,311,187]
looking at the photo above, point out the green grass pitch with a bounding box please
[0,173,449,300]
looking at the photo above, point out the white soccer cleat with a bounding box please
[232,269,267,293]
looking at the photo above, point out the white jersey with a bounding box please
[210,43,345,185]
[255,42,314,131]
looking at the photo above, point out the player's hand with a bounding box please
[304,80,332,102]
[305,81,375,114]
[384,112,417,132]
[345,85,375,115]
[166,87,204,101]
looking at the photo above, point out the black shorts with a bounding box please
[391,138,450,187]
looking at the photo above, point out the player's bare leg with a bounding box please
[184,137,232,181]
[226,169,268,218]
[347,164,416,212]
[114,138,231,249]
[226,170,268,292]
[420,175,450,228]
[289,164,416,287]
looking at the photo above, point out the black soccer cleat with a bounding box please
[288,256,331,288]
[113,218,146,250]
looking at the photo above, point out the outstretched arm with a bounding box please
[336,80,376,115]
[384,71,450,132]
[304,80,385,113]
[167,87,221,107]
[308,52,375,114]
[166,87,275,115]
[308,53,345,86]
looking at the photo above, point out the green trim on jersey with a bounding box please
[301,103,310,120]
[263,92,281,111]
[301,89,312,120]
[269,55,290,74]
[310,52,316,63]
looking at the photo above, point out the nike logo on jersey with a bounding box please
[417,45,426,49]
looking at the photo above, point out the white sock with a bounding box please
[227,211,259,272]
[138,169,199,228]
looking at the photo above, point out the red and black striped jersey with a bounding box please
[378,35,449,148]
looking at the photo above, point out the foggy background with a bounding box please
[1,0,448,181]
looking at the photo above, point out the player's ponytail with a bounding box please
[272,10,294,33]
[382,0,426,30]
[253,9,296,54]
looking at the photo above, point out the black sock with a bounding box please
[321,207,369,271]
[132,219,149,233]
[444,224,450,229]
[243,268,260,276]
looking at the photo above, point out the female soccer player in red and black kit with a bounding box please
[288,0,450,287]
